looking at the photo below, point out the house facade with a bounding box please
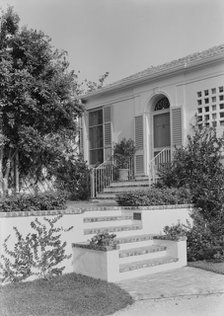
[81,44,224,178]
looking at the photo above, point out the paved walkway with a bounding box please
[113,267,224,316]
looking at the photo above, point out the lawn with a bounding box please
[0,273,133,316]
[188,261,224,275]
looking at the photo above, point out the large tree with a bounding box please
[0,7,107,197]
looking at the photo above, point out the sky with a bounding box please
[1,0,224,84]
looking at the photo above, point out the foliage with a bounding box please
[185,210,224,262]
[116,186,192,206]
[89,232,117,249]
[113,138,136,169]
[163,210,224,262]
[158,126,224,221]
[0,215,73,284]
[0,7,109,197]
[0,191,67,212]
[51,154,91,200]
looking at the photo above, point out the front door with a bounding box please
[153,112,170,156]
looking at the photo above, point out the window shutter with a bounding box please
[135,115,144,150]
[135,155,144,174]
[79,117,84,154]
[134,115,144,175]
[104,106,112,160]
[172,107,182,147]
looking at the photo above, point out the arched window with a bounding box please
[154,97,170,111]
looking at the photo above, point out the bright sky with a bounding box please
[1,0,224,84]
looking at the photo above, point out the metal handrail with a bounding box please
[90,160,116,198]
[148,147,171,185]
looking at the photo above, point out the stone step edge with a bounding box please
[83,215,132,223]
[119,256,178,273]
[84,224,142,235]
[116,234,156,244]
[119,245,167,258]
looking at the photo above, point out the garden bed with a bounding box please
[188,261,224,275]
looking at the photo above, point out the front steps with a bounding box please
[96,178,149,199]
[77,208,186,281]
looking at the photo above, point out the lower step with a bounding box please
[119,256,178,273]
[84,224,142,235]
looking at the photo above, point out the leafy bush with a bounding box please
[0,191,67,212]
[89,232,117,249]
[163,211,224,262]
[53,155,91,200]
[116,187,192,206]
[158,126,224,221]
[0,215,73,284]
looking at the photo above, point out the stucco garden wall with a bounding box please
[0,204,193,274]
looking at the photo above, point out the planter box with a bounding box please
[72,243,120,282]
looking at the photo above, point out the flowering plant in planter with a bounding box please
[89,232,118,250]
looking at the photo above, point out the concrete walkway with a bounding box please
[113,267,224,316]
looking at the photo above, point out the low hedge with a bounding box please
[0,191,67,212]
[116,187,192,206]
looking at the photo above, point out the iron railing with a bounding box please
[148,147,171,185]
[90,157,135,198]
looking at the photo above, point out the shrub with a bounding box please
[158,126,224,221]
[163,211,224,262]
[53,155,91,200]
[0,215,73,284]
[0,191,67,212]
[116,187,192,206]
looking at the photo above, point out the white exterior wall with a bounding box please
[83,58,224,173]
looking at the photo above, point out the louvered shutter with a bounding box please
[104,106,112,160]
[79,116,84,154]
[134,115,144,175]
[172,107,182,147]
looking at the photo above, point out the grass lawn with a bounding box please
[0,273,133,316]
[188,261,224,275]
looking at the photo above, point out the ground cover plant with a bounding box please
[0,273,133,316]
[116,186,192,206]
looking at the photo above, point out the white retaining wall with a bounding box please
[0,204,193,274]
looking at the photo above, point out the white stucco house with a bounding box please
[80,44,224,189]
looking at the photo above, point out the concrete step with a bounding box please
[116,234,155,248]
[118,257,180,280]
[119,245,167,264]
[110,180,149,188]
[83,224,142,236]
[119,256,178,273]
[103,186,149,193]
[83,216,133,228]
[84,215,132,223]
[96,193,117,199]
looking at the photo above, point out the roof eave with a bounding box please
[81,53,224,101]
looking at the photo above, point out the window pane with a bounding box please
[89,109,103,126]
[89,126,103,149]
[90,149,103,165]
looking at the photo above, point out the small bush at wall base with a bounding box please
[0,191,67,212]
[116,187,192,206]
